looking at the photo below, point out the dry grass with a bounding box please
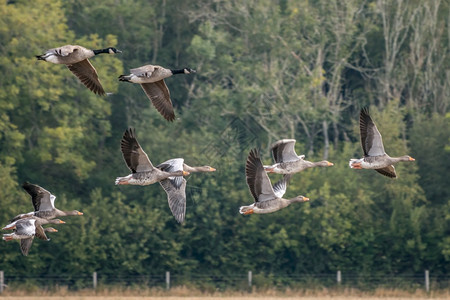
[1,286,449,299]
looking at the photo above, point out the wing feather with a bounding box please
[67,59,105,95]
[140,80,175,122]
[375,165,397,178]
[360,107,385,157]
[245,149,276,203]
[160,178,187,223]
[271,139,299,163]
[120,128,154,173]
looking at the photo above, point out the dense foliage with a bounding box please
[0,0,448,284]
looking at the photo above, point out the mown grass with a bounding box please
[1,286,449,299]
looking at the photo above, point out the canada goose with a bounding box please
[156,158,216,223]
[115,128,190,186]
[240,149,309,215]
[3,217,64,256]
[9,182,83,223]
[36,45,121,95]
[349,107,415,178]
[264,139,334,174]
[118,65,196,121]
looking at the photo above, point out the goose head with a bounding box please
[107,47,122,54]
[183,68,196,74]
[292,195,310,203]
[201,166,216,172]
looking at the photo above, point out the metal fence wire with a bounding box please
[0,270,449,292]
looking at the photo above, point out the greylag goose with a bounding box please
[264,139,334,174]
[115,128,190,185]
[9,182,83,223]
[118,65,196,121]
[3,217,64,256]
[240,148,309,215]
[156,158,216,223]
[36,45,121,95]
[349,107,415,178]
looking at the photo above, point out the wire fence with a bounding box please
[1,270,449,293]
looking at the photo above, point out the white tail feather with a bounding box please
[349,158,361,168]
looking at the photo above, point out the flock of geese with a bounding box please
[2,45,415,256]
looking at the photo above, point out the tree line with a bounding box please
[0,0,448,285]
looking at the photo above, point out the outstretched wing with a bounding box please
[140,80,175,122]
[67,59,105,95]
[157,158,187,223]
[22,182,55,212]
[160,177,187,224]
[20,238,34,256]
[375,165,397,178]
[272,175,291,198]
[360,107,386,157]
[156,158,184,189]
[120,128,154,173]
[271,139,299,163]
[246,149,276,203]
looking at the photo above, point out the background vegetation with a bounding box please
[0,0,448,288]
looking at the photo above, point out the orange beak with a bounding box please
[327,162,334,166]
[182,171,190,176]
[59,220,66,224]
[78,211,84,215]
[303,197,310,201]
[409,157,415,161]
[210,167,216,172]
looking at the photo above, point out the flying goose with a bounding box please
[264,139,334,174]
[156,158,216,223]
[115,128,190,186]
[3,217,64,256]
[9,182,83,223]
[240,148,309,215]
[349,107,415,178]
[36,45,121,95]
[118,65,196,121]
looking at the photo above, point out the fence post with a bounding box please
[248,270,252,288]
[337,270,341,285]
[93,271,97,290]
[166,271,170,290]
[425,270,429,292]
[0,270,4,293]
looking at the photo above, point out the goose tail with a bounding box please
[349,158,362,168]
[239,206,254,215]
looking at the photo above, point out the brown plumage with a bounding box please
[349,107,415,178]
[9,182,83,222]
[36,45,121,95]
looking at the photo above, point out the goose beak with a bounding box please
[59,220,66,224]
[210,167,216,172]
[303,197,310,202]
[409,157,415,161]
[182,171,190,176]
[116,49,122,53]
[78,211,84,215]
[327,162,334,166]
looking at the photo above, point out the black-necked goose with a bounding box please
[36,45,121,95]
[115,128,190,186]
[9,182,83,223]
[240,149,309,215]
[118,65,196,121]
[3,217,64,256]
[349,107,415,178]
[156,158,216,223]
[264,139,333,174]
